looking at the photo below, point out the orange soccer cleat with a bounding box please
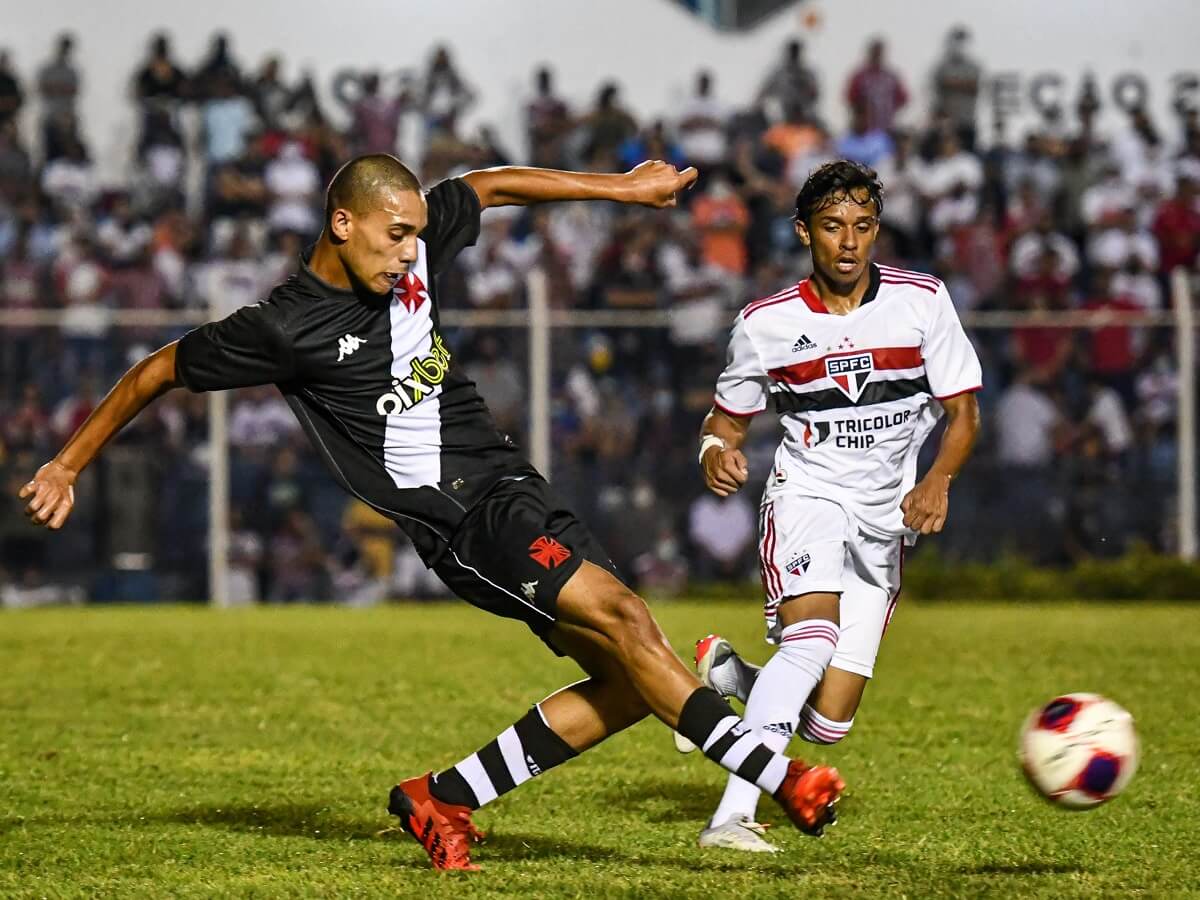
[388,772,486,871]
[773,759,845,836]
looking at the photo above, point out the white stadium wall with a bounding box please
[7,0,1200,182]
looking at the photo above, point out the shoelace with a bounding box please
[738,819,772,836]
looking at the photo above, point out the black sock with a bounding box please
[677,687,791,794]
[429,705,578,809]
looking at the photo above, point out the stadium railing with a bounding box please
[0,268,1194,604]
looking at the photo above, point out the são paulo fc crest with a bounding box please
[785,552,811,575]
[825,352,874,402]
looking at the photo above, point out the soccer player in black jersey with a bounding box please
[20,154,843,869]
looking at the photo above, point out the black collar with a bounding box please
[860,263,882,306]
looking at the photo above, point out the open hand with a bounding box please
[900,473,950,535]
[19,461,78,530]
[702,446,749,497]
[625,160,699,208]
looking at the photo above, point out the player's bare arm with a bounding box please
[20,342,182,530]
[461,159,698,210]
[699,407,752,497]
[900,391,981,535]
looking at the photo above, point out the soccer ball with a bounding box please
[1018,693,1139,809]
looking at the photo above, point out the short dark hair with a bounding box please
[324,154,422,226]
[794,160,884,225]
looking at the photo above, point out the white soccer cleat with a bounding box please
[674,634,751,753]
[697,817,780,853]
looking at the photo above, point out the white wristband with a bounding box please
[698,434,727,466]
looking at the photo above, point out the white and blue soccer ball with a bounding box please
[1018,692,1139,810]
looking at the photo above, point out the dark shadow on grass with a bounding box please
[599,778,724,823]
[960,862,1085,876]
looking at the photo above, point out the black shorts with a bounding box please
[431,476,619,646]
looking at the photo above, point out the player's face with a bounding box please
[796,190,879,288]
[341,189,428,296]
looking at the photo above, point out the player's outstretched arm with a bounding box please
[461,160,698,210]
[19,342,183,530]
[699,407,753,497]
[900,392,981,535]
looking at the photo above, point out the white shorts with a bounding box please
[758,493,903,679]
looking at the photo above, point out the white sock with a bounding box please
[708,619,839,827]
[799,703,854,744]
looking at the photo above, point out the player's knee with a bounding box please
[797,703,854,745]
[594,587,663,653]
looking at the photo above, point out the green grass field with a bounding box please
[2,600,1198,898]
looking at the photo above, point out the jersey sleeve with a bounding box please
[175,301,295,392]
[714,313,769,416]
[923,284,982,400]
[421,177,482,275]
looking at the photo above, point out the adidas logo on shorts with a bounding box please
[791,334,817,353]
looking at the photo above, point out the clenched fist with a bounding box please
[702,445,749,497]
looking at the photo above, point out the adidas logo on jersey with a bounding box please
[791,334,817,353]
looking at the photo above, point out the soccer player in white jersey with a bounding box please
[685,160,982,851]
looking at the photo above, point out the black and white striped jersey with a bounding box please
[175,177,535,563]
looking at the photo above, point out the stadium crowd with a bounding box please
[2,29,1200,604]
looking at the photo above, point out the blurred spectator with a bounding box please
[846,39,908,133]
[37,33,80,157]
[333,69,409,156]
[41,132,97,213]
[836,102,894,167]
[134,33,187,109]
[227,510,264,606]
[1151,172,1200,274]
[995,368,1061,468]
[757,39,819,124]
[526,66,572,168]
[3,385,52,454]
[96,194,153,268]
[619,119,685,171]
[873,130,924,254]
[690,172,750,275]
[135,107,186,209]
[677,71,729,169]
[266,508,327,603]
[0,50,24,127]
[931,27,981,149]
[688,491,756,580]
[1085,375,1134,460]
[1081,267,1144,405]
[1010,211,1081,281]
[580,82,637,164]
[918,129,981,235]
[462,334,524,436]
[201,72,258,164]
[193,32,242,99]
[265,140,320,236]
[229,385,299,452]
[339,499,396,606]
[251,56,295,132]
[421,45,475,141]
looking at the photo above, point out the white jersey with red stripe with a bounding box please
[714,262,982,542]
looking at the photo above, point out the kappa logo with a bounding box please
[791,333,817,353]
[521,580,539,602]
[528,536,572,569]
[336,333,367,362]
[826,351,874,402]
[785,552,811,575]
[394,271,430,314]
